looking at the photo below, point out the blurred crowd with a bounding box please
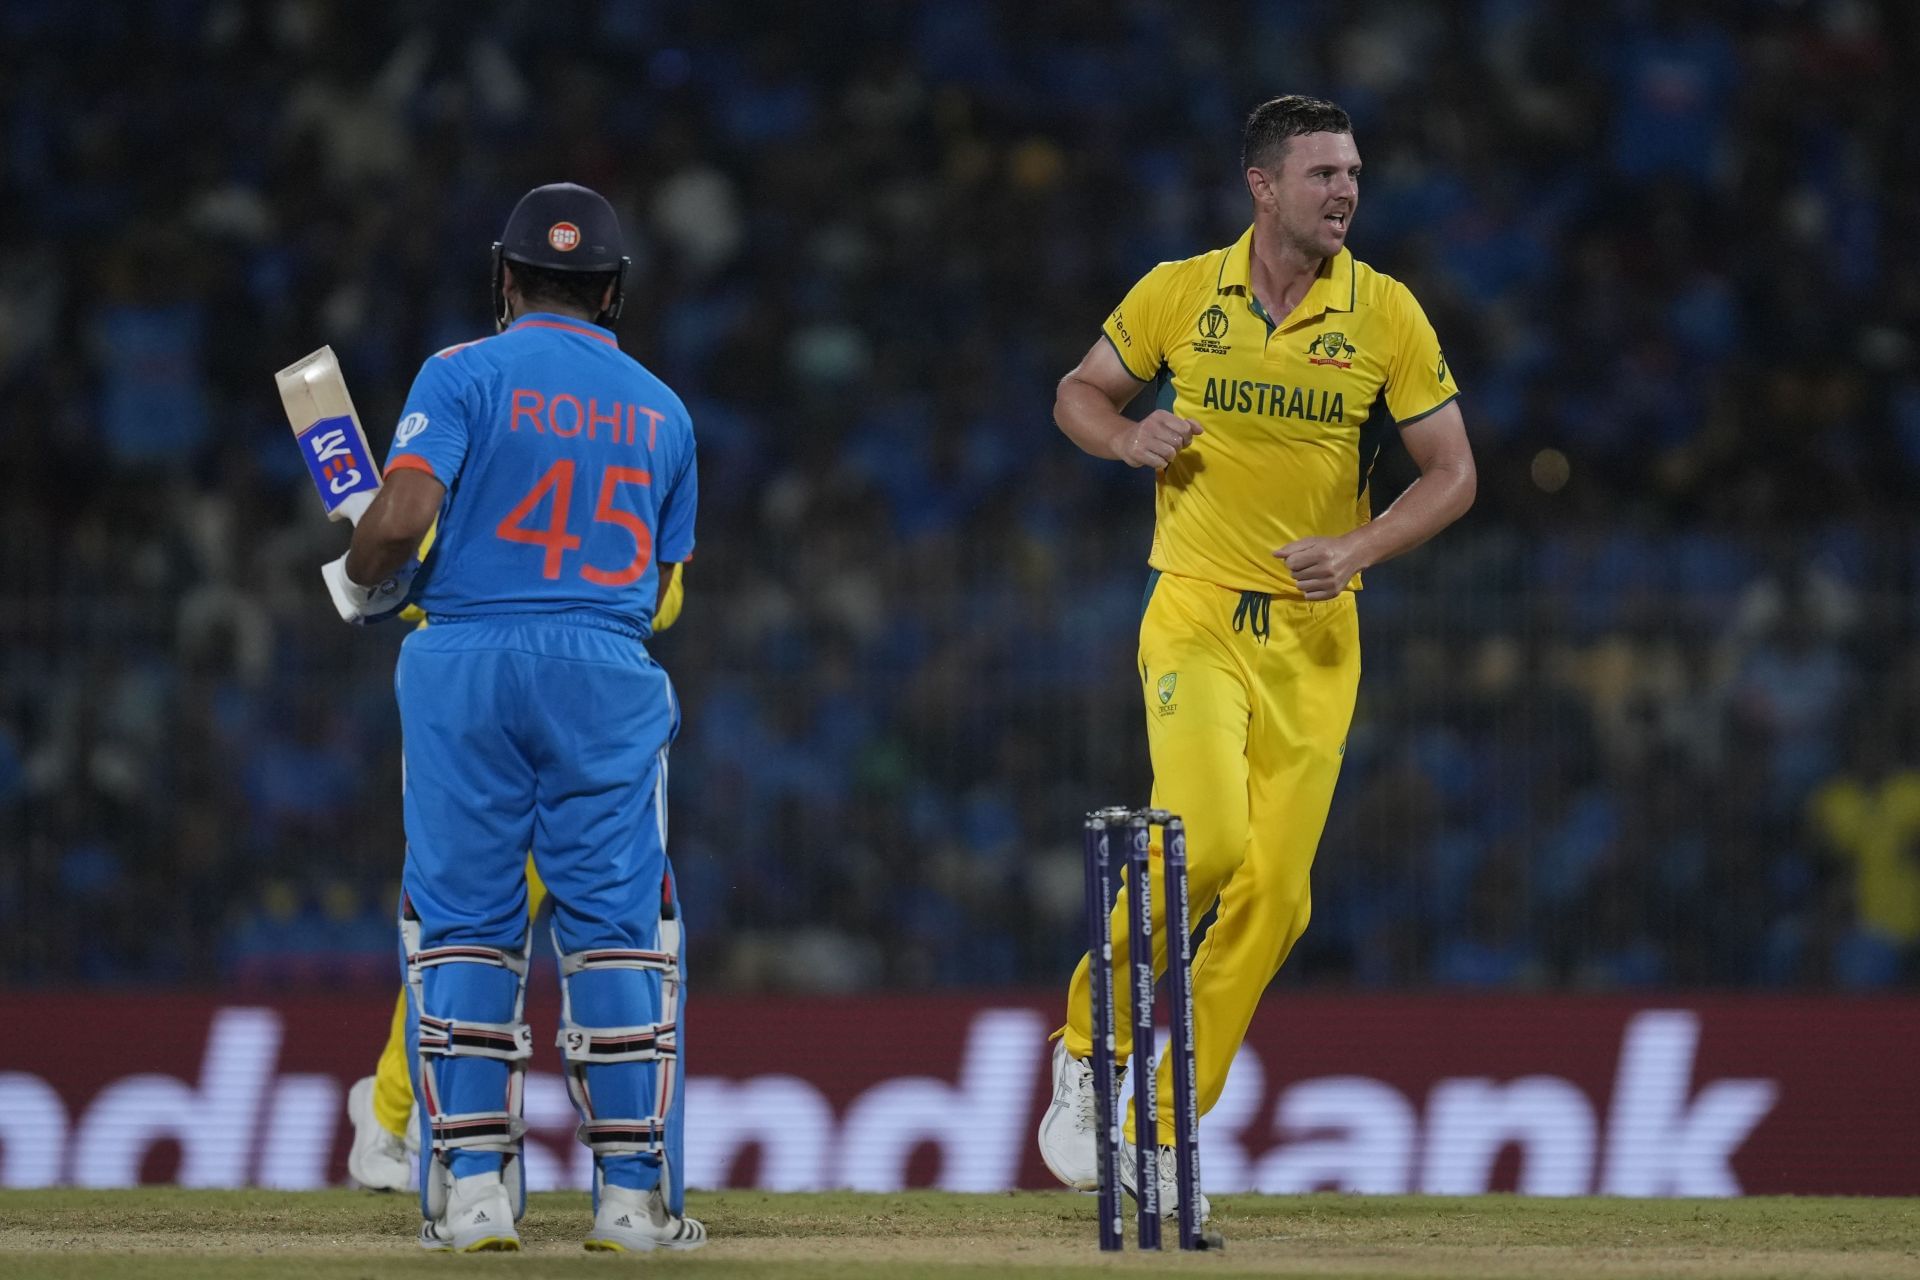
[2,0,1918,992]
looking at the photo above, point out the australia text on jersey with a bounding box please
[509,389,668,448]
[1200,376,1346,423]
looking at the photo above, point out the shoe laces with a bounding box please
[1074,1060,1125,1132]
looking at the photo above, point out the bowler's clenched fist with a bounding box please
[1118,411,1204,470]
[1276,535,1365,601]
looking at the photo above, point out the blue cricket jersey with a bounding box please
[383,313,697,635]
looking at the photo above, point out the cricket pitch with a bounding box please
[1,1188,1915,1278]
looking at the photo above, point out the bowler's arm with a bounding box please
[1275,402,1473,599]
[346,469,445,586]
[1055,338,1201,470]
[654,561,684,631]
[1348,400,1475,567]
[1055,339,1145,460]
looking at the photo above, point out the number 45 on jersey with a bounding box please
[497,461,653,587]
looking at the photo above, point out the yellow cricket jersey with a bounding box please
[1102,225,1459,597]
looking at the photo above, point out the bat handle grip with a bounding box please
[333,489,376,526]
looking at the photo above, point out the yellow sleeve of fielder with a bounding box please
[397,517,440,626]
[1101,261,1184,383]
[1382,280,1461,425]
[653,563,686,632]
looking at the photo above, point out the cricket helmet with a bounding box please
[492,182,630,330]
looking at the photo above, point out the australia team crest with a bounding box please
[1307,331,1356,369]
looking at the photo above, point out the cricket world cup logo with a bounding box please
[1193,307,1231,355]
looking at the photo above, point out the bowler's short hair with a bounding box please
[1242,96,1354,172]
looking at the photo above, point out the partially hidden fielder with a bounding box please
[326,182,702,1253]
[1037,97,1476,1218]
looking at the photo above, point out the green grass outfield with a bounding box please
[1,1189,1916,1279]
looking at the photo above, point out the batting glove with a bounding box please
[321,554,417,625]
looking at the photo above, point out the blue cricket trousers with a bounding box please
[396,614,686,1208]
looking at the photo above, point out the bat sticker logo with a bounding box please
[548,221,581,252]
[309,427,350,461]
[395,412,429,447]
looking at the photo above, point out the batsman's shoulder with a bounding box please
[415,332,511,396]
[431,332,500,364]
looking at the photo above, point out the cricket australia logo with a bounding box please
[394,412,429,447]
[1308,331,1357,369]
[1192,306,1231,356]
[1156,672,1178,716]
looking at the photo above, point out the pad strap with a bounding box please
[557,1020,677,1064]
[558,947,675,976]
[577,1116,666,1156]
[416,943,530,977]
[421,1013,535,1061]
[430,1109,527,1154]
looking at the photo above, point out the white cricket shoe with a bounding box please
[418,1170,521,1252]
[1036,1038,1125,1191]
[583,1183,708,1253]
[345,1076,411,1192]
[1118,1137,1211,1225]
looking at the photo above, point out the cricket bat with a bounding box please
[275,346,382,525]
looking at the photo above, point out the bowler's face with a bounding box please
[1257,131,1361,260]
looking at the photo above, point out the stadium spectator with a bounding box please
[1,0,1915,993]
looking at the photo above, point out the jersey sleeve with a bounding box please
[1382,281,1461,426]
[1101,261,1181,382]
[383,354,474,482]
[655,424,697,564]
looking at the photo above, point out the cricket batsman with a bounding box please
[1036,97,1476,1217]
[318,182,702,1252]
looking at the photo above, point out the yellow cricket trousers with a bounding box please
[370,855,548,1135]
[1062,569,1360,1144]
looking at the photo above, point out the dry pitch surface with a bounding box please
[1,1189,1916,1279]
